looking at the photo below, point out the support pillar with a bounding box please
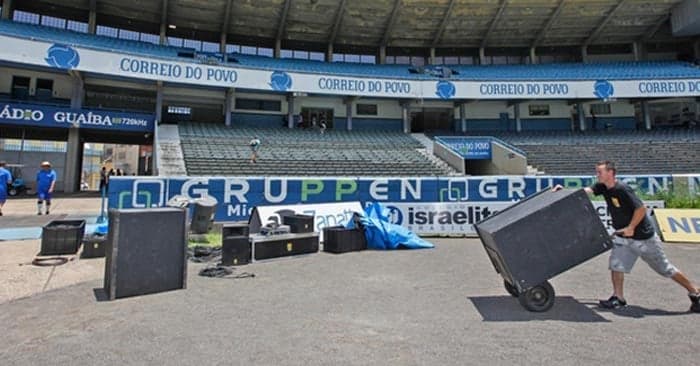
[64,127,81,193]
[346,100,353,131]
[287,95,295,128]
[641,100,652,131]
[459,102,466,133]
[378,46,386,64]
[325,44,333,62]
[88,5,97,34]
[70,73,84,109]
[274,39,282,58]
[513,103,522,132]
[1,0,13,20]
[577,103,586,132]
[155,82,163,123]
[224,88,234,127]
[401,102,410,133]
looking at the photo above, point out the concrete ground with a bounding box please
[1,196,699,365]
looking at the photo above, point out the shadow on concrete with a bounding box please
[468,295,610,322]
[579,301,691,319]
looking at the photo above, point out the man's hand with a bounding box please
[616,226,635,238]
[551,184,564,192]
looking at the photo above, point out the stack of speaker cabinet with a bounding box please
[104,208,188,300]
[249,213,319,262]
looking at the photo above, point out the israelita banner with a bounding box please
[0,102,154,132]
[381,201,665,235]
[1,35,700,100]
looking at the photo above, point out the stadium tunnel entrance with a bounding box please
[0,124,154,193]
[410,108,454,133]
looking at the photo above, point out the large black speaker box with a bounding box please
[474,189,612,292]
[104,208,188,300]
[222,236,251,266]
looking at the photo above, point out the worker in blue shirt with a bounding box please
[36,161,57,215]
[0,161,13,216]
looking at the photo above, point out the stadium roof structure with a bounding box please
[16,0,693,51]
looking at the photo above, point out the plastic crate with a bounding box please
[40,220,86,256]
[322,226,367,254]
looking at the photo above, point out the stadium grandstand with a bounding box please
[0,0,699,191]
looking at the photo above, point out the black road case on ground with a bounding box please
[474,188,612,312]
[249,232,319,262]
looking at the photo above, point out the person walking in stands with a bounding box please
[590,108,598,131]
[0,161,13,216]
[319,119,327,135]
[555,160,699,313]
[99,166,108,193]
[36,161,57,215]
[249,136,261,164]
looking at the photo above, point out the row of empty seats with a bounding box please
[3,19,699,81]
[452,129,700,175]
[178,123,450,177]
[0,19,192,59]
[519,142,700,175]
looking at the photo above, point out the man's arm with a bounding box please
[618,206,646,237]
[49,172,56,193]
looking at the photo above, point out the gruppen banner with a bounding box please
[107,175,685,226]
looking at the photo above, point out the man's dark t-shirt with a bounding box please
[591,182,654,240]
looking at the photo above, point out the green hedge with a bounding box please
[640,190,700,209]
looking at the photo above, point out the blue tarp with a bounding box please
[347,202,434,250]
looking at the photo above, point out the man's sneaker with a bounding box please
[690,293,700,313]
[599,296,627,309]
[37,212,42,216]
[45,211,49,215]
